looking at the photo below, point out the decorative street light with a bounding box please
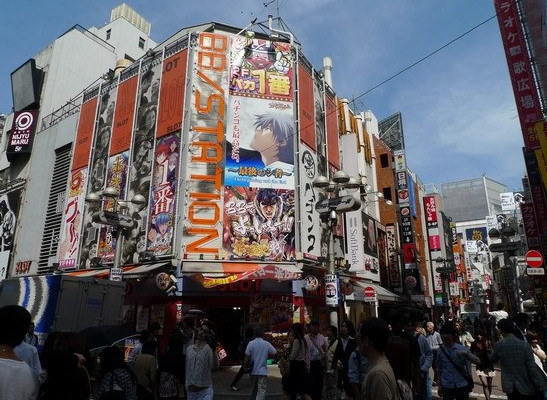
[313,170,362,328]
[85,187,147,280]
[435,256,455,321]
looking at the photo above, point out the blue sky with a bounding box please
[0,1,525,191]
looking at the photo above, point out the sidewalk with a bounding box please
[212,365,284,400]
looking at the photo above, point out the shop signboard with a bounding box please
[298,145,322,258]
[324,274,339,306]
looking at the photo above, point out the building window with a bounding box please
[380,154,389,168]
[383,187,392,201]
[138,37,145,49]
[106,29,111,40]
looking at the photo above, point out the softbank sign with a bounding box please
[346,212,364,272]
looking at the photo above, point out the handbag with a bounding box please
[439,345,474,393]
[278,356,290,376]
[99,371,127,400]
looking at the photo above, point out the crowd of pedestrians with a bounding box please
[1,302,547,400]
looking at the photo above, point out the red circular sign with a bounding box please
[364,286,375,297]
[526,250,544,268]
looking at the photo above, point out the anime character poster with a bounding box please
[57,168,87,269]
[298,144,323,258]
[147,132,180,256]
[313,73,327,177]
[79,82,118,269]
[225,97,295,189]
[97,152,130,262]
[124,55,163,264]
[230,37,293,101]
[223,186,295,261]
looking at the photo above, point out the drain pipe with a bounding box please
[268,14,293,47]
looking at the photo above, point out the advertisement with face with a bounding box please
[225,97,294,189]
[124,55,163,264]
[361,212,378,257]
[298,144,322,259]
[0,190,20,253]
[79,82,118,268]
[57,168,87,270]
[223,186,295,261]
[97,152,130,263]
[230,37,293,101]
[147,132,180,257]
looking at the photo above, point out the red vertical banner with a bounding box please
[110,75,138,155]
[325,93,340,169]
[494,0,543,150]
[297,64,315,150]
[72,96,98,170]
[157,49,188,138]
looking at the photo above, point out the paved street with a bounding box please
[211,364,508,400]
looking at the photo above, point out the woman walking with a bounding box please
[185,324,218,400]
[470,330,495,400]
[334,320,358,399]
[287,323,312,400]
[95,346,138,400]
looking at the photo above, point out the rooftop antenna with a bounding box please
[264,0,280,27]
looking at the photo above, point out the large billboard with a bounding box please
[223,186,295,260]
[225,97,295,188]
[58,89,99,269]
[298,144,323,259]
[297,56,315,150]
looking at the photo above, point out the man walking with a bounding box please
[244,326,277,400]
[491,319,547,400]
[426,322,442,387]
[360,317,398,400]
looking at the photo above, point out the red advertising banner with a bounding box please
[110,75,138,155]
[424,196,438,227]
[72,96,98,170]
[325,94,340,168]
[157,49,188,137]
[297,64,315,150]
[428,234,441,251]
[494,0,543,150]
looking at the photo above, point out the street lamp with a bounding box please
[313,170,362,328]
[85,187,147,280]
[435,256,455,321]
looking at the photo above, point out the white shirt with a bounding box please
[489,310,508,323]
[246,337,276,376]
[0,358,38,400]
[14,342,42,383]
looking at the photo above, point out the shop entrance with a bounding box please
[208,307,245,365]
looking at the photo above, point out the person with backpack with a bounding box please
[437,322,480,400]
[95,346,138,400]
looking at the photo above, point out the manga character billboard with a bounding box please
[124,55,163,264]
[225,97,295,189]
[97,152,130,262]
[230,37,293,101]
[147,132,180,256]
[58,90,98,268]
[79,82,118,268]
[314,74,327,177]
[57,168,87,269]
[223,186,295,261]
[298,144,323,259]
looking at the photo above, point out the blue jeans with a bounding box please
[426,373,432,400]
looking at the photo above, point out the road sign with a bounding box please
[525,250,543,267]
[364,286,376,302]
[489,242,520,253]
[315,195,361,214]
[527,268,545,276]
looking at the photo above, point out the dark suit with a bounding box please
[490,333,547,398]
[333,337,358,397]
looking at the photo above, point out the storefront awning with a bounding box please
[347,280,402,302]
[182,261,302,288]
[66,262,172,279]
